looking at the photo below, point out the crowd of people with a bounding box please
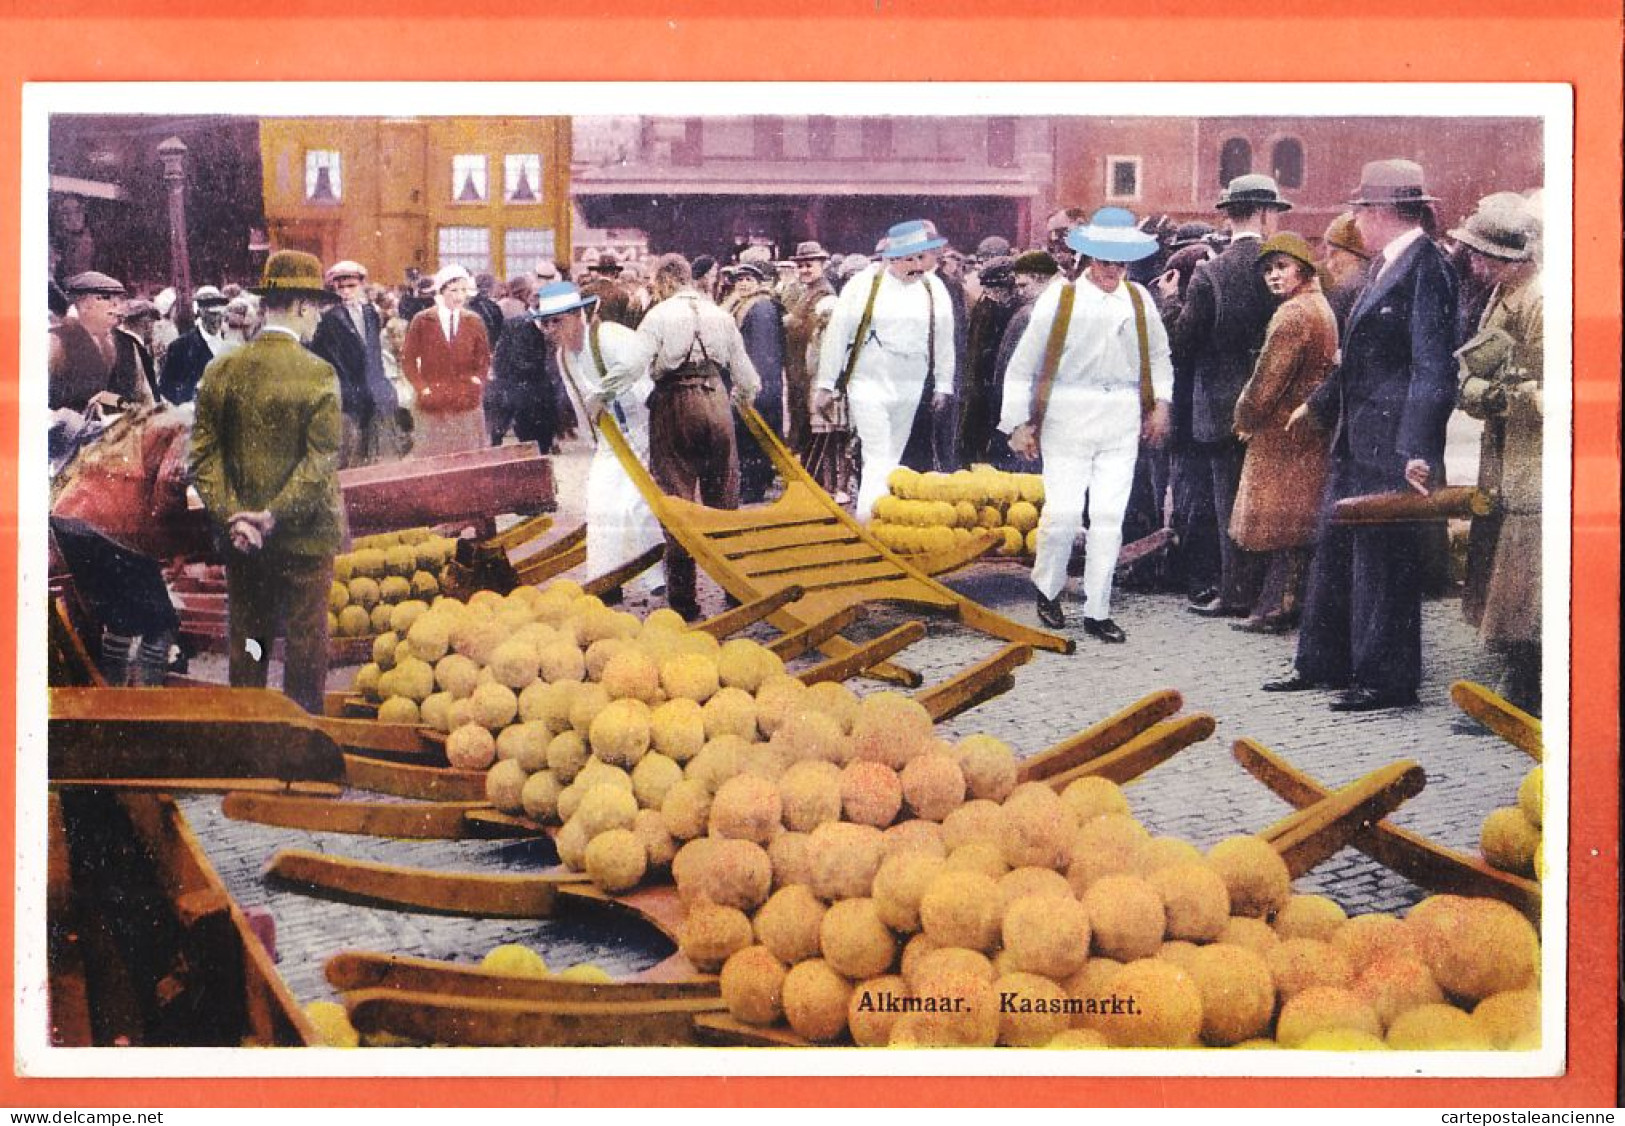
[45,155,1546,719]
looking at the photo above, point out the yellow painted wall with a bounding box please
[260,116,571,286]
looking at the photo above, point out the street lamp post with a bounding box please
[157,136,192,298]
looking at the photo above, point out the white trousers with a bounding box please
[556,435,665,595]
[848,376,927,521]
[1031,391,1141,619]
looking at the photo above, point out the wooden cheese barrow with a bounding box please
[1234,736,1540,921]
[1449,680,1543,761]
[47,686,446,790]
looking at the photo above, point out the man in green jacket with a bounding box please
[190,250,345,713]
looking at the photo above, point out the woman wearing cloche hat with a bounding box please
[1227,232,1339,634]
[400,262,492,458]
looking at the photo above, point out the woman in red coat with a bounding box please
[1229,233,1339,633]
[401,263,491,458]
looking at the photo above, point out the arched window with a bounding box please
[1272,137,1305,189]
[1219,137,1252,187]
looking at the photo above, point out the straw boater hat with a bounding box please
[1216,173,1293,212]
[880,220,948,259]
[192,284,229,308]
[1064,207,1161,263]
[1349,159,1438,206]
[1449,192,1539,262]
[527,281,599,321]
[252,250,339,303]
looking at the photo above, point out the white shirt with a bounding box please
[556,320,655,445]
[435,301,462,342]
[1370,226,1429,286]
[998,275,1173,434]
[199,322,231,357]
[604,288,761,399]
[814,264,957,396]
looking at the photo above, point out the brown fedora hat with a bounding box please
[253,250,340,302]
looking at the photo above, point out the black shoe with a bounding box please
[1329,687,1418,712]
[1262,671,1331,692]
[1083,617,1127,643]
[1034,588,1066,629]
[599,585,625,607]
[1232,613,1293,635]
[1188,586,1219,606]
[669,600,703,623]
[1189,597,1249,619]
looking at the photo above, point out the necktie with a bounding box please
[450,312,459,341]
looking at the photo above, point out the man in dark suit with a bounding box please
[489,309,562,450]
[310,260,400,467]
[1265,160,1459,711]
[1170,174,1293,617]
[158,285,232,405]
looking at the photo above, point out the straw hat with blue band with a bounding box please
[1064,207,1162,263]
[880,219,949,259]
[527,281,600,320]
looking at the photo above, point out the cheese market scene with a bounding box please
[41,109,1552,1053]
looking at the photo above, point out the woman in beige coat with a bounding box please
[1229,233,1339,632]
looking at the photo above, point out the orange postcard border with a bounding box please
[0,0,1618,1108]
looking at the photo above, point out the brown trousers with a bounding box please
[226,551,334,714]
[648,375,740,611]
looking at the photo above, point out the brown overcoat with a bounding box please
[1229,280,1339,552]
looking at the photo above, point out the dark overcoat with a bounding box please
[1173,237,1275,444]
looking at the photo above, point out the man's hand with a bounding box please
[227,510,272,554]
[931,392,952,414]
[1007,422,1040,461]
[583,391,611,422]
[730,381,759,410]
[1285,403,1319,437]
[1141,401,1171,448]
[1404,458,1432,495]
[812,388,836,421]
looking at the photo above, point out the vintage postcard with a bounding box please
[8,63,1619,1109]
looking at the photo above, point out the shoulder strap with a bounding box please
[1026,282,1076,443]
[925,278,936,386]
[588,320,608,379]
[1125,281,1155,416]
[834,270,885,395]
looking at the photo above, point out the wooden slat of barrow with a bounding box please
[1259,761,1427,878]
[716,522,861,558]
[582,544,665,597]
[1043,714,1216,790]
[267,850,583,917]
[691,585,806,639]
[343,754,488,802]
[223,793,488,838]
[796,623,926,685]
[914,644,1033,723]
[1017,689,1184,782]
[326,951,719,1004]
[740,541,885,579]
[482,512,555,553]
[1232,738,1541,921]
[516,538,587,588]
[787,560,919,594]
[344,989,714,1047]
[1450,681,1543,761]
[55,778,344,797]
[692,1012,811,1047]
[337,442,535,486]
[765,606,862,660]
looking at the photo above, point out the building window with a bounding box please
[987,118,1018,169]
[304,150,341,203]
[504,228,556,274]
[1219,137,1252,187]
[1271,137,1305,189]
[862,119,892,160]
[452,154,488,203]
[1105,156,1142,202]
[437,226,490,274]
[504,154,543,204]
[753,117,784,160]
[808,116,836,159]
